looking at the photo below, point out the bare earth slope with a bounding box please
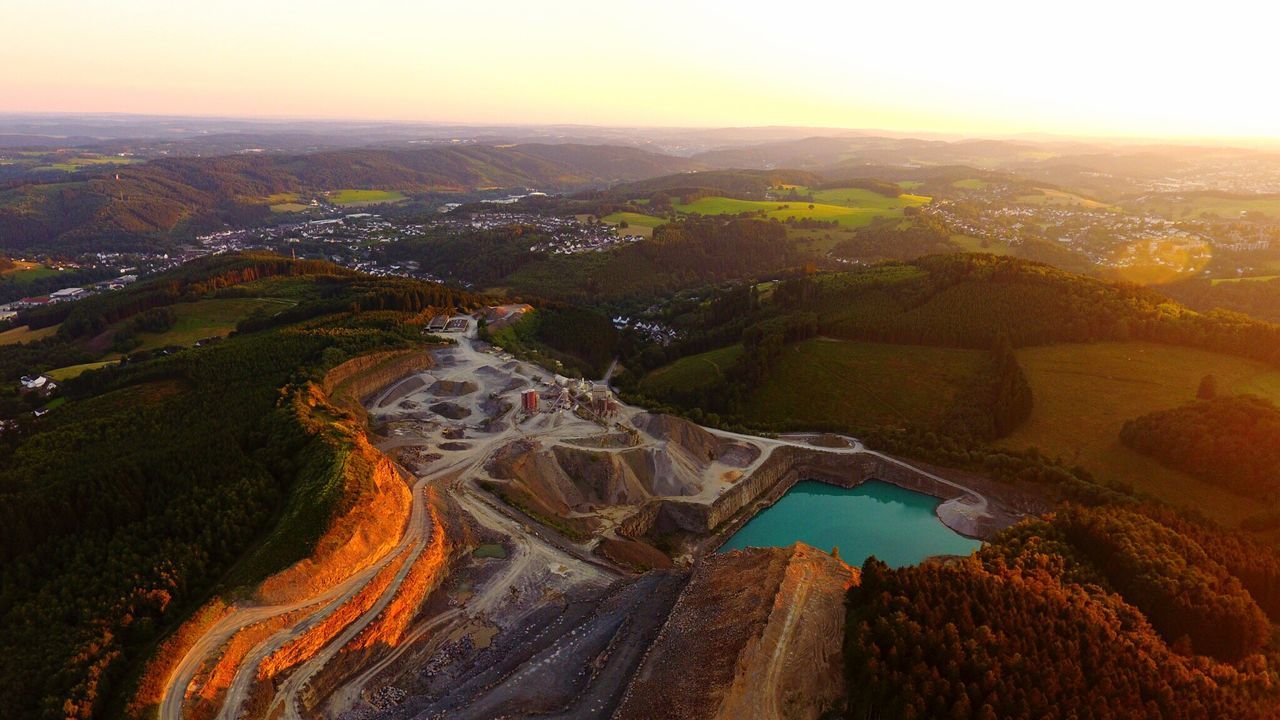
[616,543,858,720]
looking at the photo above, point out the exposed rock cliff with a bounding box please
[615,543,857,720]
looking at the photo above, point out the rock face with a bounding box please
[429,401,471,419]
[615,543,857,720]
[428,379,479,397]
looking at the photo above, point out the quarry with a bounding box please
[158,319,1030,720]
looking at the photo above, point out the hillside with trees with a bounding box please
[845,503,1280,719]
[0,144,696,252]
[0,256,478,718]
[1121,395,1280,500]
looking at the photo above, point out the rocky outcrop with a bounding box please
[323,349,436,418]
[633,412,730,464]
[429,401,471,419]
[428,379,478,397]
[615,543,856,720]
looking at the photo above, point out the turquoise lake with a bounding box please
[719,479,982,567]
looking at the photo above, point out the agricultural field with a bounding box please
[601,211,666,238]
[949,234,1013,255]
[123,297,296,351]
[31,154,138,173]
[639,344,743,398]
[1125,193,1280,221]
[749,339,985,429]
[325,189,407,206]
[641,338,986,430]
[952,178,992,190]
[674,188,928,228]
[0,324,59,346]
[1,261,65,284]
[1001,341,1280,526]
[1015,187,1113,209]
[1211,274,1280,285]
[45,360,118,381]
[259,192,312,213]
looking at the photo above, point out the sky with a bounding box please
[3,0,1279,140]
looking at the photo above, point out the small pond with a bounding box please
[719,479,981,567]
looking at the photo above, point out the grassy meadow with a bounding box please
[601,211,666,237]
[1015,188,1113,209]
[675,188,928,228]
[641,338,986,430]
[326,189,407,206]
[124,297,295,351]
[0,324,60,346]
[1,261,66,284]
[1001,341,1280,525]
[1125,194,1280,221]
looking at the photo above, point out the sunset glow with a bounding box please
[4,0,1280,139]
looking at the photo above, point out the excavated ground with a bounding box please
[156,319,1031,720]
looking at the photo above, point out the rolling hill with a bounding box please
[0,143,698,252]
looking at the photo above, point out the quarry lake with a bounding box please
[720,480,982,567]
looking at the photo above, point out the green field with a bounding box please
[270,203,311,213]
[45,360,117,381]
[640,344,743,397]
[949,234,1013,255]
[952,178,992,190]
[33,155,138,173]
[601,211,665,238]
[675,188,928,228]
[1015,188,1113,210]
[1126,194,1280,221]
[898,180,924,190]
[124,298,296,351]
[0,324,60,346]
[1,261,65,285]
[1002,341,1280,525]
[325,189,407,206]
[641,338,986,430]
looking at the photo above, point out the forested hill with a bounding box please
[0,143,696,252]
[0,255,480,718]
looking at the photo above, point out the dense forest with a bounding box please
[1121,395,1280,500]
[845,503,1280,719]
[1164,276,1280,323]
[0,256,478,718]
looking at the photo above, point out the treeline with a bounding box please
[0,266,118,305]
[1121,395,1280,500]
[830,219,960,262]
[939,335,1033,441]
[843,504,1280,719]
[483,306,620,378]
[769,254,1280,367]
[1163,276,1280,324]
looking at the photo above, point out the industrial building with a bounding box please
[520,389,539,414]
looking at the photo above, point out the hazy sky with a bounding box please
[4,0,1279,139]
